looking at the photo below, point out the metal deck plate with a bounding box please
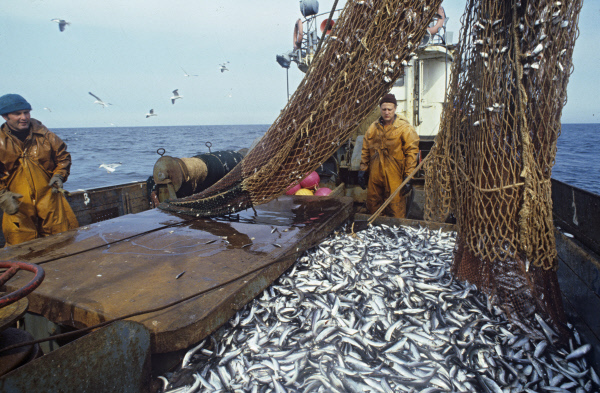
[0,321,150,393]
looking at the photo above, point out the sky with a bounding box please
[1,0,598,128]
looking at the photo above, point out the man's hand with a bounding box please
[400,177,413,196]
[0,190,23,215]
[48,174,64,193]
[357,171,368,190]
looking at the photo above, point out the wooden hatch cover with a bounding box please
[0,196,352,353]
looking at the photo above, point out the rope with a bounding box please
[512,4,534,262]
[313,0,340,60]
[159,0,444,217]
[0,245,308,355]
[422,0,583,336]
[443,156,551,193]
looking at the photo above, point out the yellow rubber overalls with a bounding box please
[1,121,78,246]
[360,115,420,218]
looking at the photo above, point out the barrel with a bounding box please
[300,0,319,17]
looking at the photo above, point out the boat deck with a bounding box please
[0,196,353,353]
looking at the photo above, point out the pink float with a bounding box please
[300,171,320,189]
[286,182,301,195]
[314,187,332,196]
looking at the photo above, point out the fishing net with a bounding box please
[160,0,442,217]
[424,0,582,336]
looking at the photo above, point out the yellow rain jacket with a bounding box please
[0,119,78,246]
[360,115,419,218]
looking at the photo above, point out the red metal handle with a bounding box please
[0,261,45,308]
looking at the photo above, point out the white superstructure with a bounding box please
[391,44,454,140]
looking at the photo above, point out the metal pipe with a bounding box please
[313,0,340,60]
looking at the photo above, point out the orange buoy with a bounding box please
[320,19,335,35]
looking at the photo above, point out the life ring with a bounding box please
[320,18,335,35]
[293,19,303,50]
[427,7,446,36]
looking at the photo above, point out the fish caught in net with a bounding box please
[424,0,583,336]
[159,0,443,217]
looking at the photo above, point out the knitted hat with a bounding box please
[0,94,32,116]
[380,93,397,106]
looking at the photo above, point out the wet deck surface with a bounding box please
[0,196,352,353]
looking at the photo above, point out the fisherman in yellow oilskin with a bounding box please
[358,93,419,218]
[0,94,78,246]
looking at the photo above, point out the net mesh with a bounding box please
[424,0,582,335]
[160,0,442,217]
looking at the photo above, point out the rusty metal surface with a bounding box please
[555,230,600,372]
[66,181,151,227]
[153,156,186,189]
[0,321,151,393]
[0,328,37,377]
[0,196,352,353]
[552,178,600,256]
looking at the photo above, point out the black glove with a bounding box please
[357,171,368,190]
[0,190,23,215]
[48,174,64,193]
[400,177,413,196]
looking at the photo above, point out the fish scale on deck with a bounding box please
[161,225,599,393]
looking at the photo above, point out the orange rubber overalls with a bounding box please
[360,115,419,218]
[0,119,78,246]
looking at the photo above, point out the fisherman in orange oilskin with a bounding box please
[358,93,419,218]
[0,94,78,246]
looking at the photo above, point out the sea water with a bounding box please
[553,123,600,195]
[57,124,268,191]
[55,123,599,195]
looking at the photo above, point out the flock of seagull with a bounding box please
[48,18,230,175]
[89,79,227,119]
[51,18,230,120]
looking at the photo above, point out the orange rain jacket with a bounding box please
[360,115,419,218]
[0,119,78,246]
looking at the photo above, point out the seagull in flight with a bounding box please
[146,109,157,118]
[51,18,70,32]
[171,89,183,104]
[181,67,198,77]
[43,107,52,112]
[220,62,230,73]
[89,92,111,108]
[99,163,122,173]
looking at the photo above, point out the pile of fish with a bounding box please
[162,224,599,393]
